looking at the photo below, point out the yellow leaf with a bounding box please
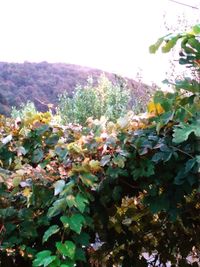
[148,102,164,115]
[22,188,31,197]
[89,160,101,172]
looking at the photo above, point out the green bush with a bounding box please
[57,75,131,125]
[11,101,37,119]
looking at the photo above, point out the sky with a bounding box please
[0,0,199,85]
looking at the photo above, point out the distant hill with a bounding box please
[0,61,153,115]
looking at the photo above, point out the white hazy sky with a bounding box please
[0,0,199,84]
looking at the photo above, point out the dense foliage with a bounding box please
[0,24,200,267]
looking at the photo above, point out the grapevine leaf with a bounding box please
[56,241,76,260]
[42,225,60,243]
[53,180,65,196]
[173,121,200,144]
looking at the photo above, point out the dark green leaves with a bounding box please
[60,214,85,234]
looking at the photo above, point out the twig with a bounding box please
[170,145,194,158]
[169,0,199,9]
[119,179,139,189]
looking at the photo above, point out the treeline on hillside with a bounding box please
[0,62,153,115]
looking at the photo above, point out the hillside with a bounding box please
[0,62,152,115]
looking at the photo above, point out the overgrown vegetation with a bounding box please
[0,24,200,267]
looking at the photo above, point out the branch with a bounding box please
[169,0,199,9]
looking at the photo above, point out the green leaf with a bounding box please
[68,213,85,234]
[75,248,86,262]
[60,215,69,228]
[162,35,181,53]
[42,225,60,243]
[53,180,65,196]
[66,194,76,208]
[185,158,196,173]
[72,232,90,246]
[75,193,89,213]
[32,148,44,163]
[47,198,66,218]
[33,250,56,267]
[56,241,76,260]
[173,121,200,144]
[36,124,49,136]
[112,155,126,168]
[149,195,170,213]
[80,173,98,187]
[149,37,164,53]
[192,24,200,34]
[55,146,68,160]
[60,262,74,267]
[45,134,59,146]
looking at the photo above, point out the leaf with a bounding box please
[33,250,56,267]
[75,248,86,262]
[1,134,12,145]
[149,37,164,53]
[36,124,49,136]
[32,148,44,163]
[89,160,101,172]
[112,155,126,168]
[75,193,89,213]
[42,225,59,243]
[60,215,69,228]
[60,264,74,267]
[55,146,68,160]
[53,180,65,196]
[149,195,170,213]
[45,134,59,146]
[68,213,85,234]
[66,194,76,208]
[162,35,181,53]
[148,102,164,115]
[56,241,76,260]
[173,121,200,144]
[185,158,196,173]
[47,198,66,218]
[12,176,22,187]
[72,232,90,246]
[100,155,111,166]
[80,173,98,187]
[192,24,200,34]
[22,187,31,197]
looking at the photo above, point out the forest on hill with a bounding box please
[0,62,151,115]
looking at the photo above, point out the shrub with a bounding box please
[11,101,37,119]
[57,75,131,125]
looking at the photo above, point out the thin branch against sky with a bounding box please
[169,0,199,9]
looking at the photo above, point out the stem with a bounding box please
[170,146,194,158]
[176,103,193,117]
[119,179,139,189]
